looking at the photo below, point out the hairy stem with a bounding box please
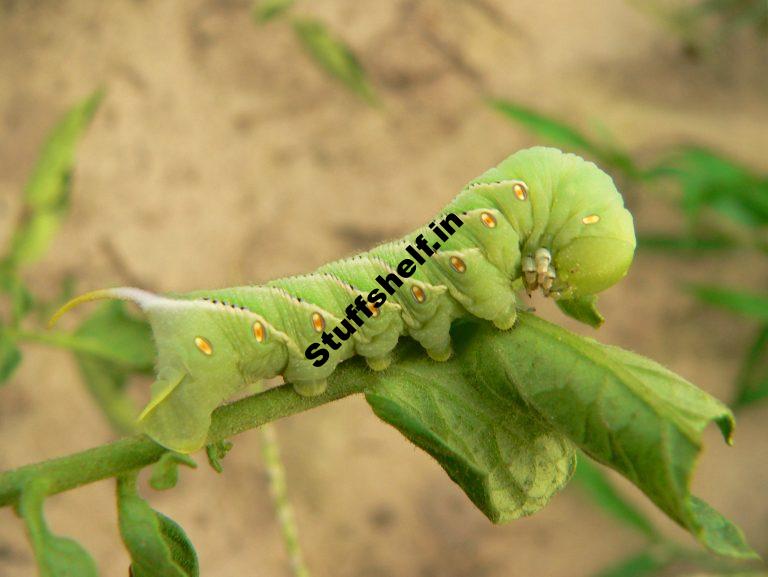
[0,375,367,508]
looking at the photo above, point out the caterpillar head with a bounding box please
[490,147,636,300]
[551,209,636,299]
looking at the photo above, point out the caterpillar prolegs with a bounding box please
[52,147,636,453]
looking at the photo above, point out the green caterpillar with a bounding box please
[52,147,635,453]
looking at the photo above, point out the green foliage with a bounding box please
[117,473,199,577]
[734,325,768,407]
[490,99,768,253]
[688,285,768,322]
[664,147,768,229]
[687,285,768,408]
[292,18,378,104]
[555,294,605,328]
[0,327,22,385]
[0,311,760,574]
[253,0,297,22]
[363,315,755,558]
[488,99,641,179]
[254,4,377,105]
[573,458,657,539]
[19,480,98,577]
[366,346,578,522]
[491,97,768,416]
[2,91,102,271]
[1,89,761,575]
[71,301,155,431]
[205,440,234,473]
[590,548,671,577]
[150,453,197,491]
[671,0,767,46]
[0,271,35,328]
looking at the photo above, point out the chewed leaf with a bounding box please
[19,480,98,577]
[292,17,377,104]
[361,315,755,557]
[365,339,576,523]
[556,294,605,328]
[475,313,756,558]
[117,473,199,577]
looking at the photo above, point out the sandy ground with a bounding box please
[0,1,766,576]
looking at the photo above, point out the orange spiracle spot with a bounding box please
[480,212,497,228]
[252,321,265,342]
[513,182,528,200]
[450,256,466,273]
[194,336,213,356]
[367,303,380,317]
[411,285,426,303]
[582,214,600,225]
[311,312,325,332]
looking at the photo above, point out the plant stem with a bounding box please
[0,374,367,508]
[253,376,312,577]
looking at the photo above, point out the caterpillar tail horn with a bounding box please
[48,287,158,328]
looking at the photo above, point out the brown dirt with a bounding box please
[0,1,766,576]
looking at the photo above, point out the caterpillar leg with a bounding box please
[427,341,453,362]
[523,248,557,297]
[366,354,393,371]
[292,378,328,397]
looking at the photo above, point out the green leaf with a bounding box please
[361,315,756,558]
[556,295,605,328]
[573,458,657,538]
[488,99,642,178]
[75,355,139,434]
[13,302,154,428]
[480,314,756,558]
[19,480,98,577]
[7,209,71,268]
[0,328,22,385]
[659,147,768,228]
[488,99,596,154]
[205,440,234,473]
[637,233,737,252]
[71,301,155,432]
[365,337,578,523]
[688,285,768,322]
[0,271,35,325]
[590,549,670,577]
[117,473,199,577]
[149,452,197,491]
[74,301,155,368]
[24,91,103,209]
[4,90,102,269]
[292,17,377,104]
[734,324,768,408]
[253,0,296,22]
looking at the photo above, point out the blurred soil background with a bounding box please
[0,1,766,576]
